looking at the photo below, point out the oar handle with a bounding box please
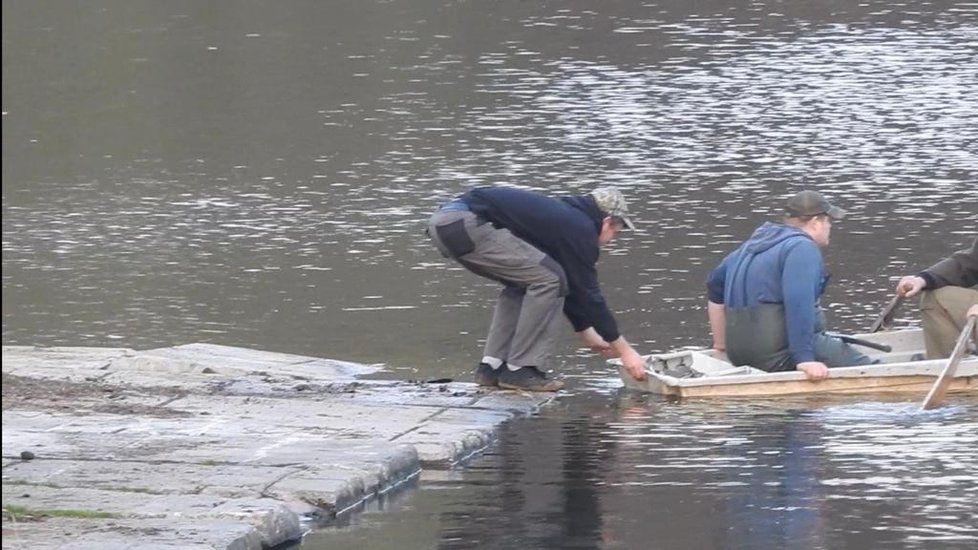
[828,333,893,353]
[869,295,904,333]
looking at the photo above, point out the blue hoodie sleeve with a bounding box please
[781,241,823,363]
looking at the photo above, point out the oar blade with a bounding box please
[920,367,956,411]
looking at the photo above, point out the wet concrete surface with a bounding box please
[1,344,555,549]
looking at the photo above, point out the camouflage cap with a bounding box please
[590,187,636,229]
[785,190,846,220]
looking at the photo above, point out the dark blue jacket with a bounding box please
[462,187,620,342]
[706,222,828,363]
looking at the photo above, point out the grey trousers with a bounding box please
[427,210,569,369]
[920,286,978,359]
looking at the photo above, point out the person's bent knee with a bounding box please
[527,273,562,296]
[922,286,978,323]
[539,256,569,296]
[930,286,978,309]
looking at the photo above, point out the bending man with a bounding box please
[427,186,647,391]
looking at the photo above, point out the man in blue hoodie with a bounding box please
[426,186,648,391]
[705,191,874,381]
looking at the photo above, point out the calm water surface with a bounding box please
[3,1,977,548]
[305,392,978,549]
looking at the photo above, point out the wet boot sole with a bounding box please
[474,376,499,387]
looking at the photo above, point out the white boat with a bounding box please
[613,328,978,398]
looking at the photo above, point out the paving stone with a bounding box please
[1,484,299,547]
[1,516,262,550]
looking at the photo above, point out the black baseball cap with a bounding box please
[785,190,846,219]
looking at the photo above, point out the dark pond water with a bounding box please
[3,1,977,548]
[303,392,978,550]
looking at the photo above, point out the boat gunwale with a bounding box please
[646,359,978,388]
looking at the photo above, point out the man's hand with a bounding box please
[968,304,978,319]
[620,349,648,382]
[796,361,829,381]
[578,328,614,357]
[607,336,647,381]
[896,275,927,298]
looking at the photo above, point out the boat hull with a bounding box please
[615,328,978,398]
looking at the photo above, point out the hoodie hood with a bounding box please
[561,194,605,233]
[743,222,811,254]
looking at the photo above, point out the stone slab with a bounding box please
[1,516,262,550]
[135,343,382,379]
[1,346,133,383]
[1,343,557,549]
[163,393,441,437]
[393,407,513,467]
[1,485,300,547]
[2,459,293,498]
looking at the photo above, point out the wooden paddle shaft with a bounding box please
[870,295,903,333]
[920,315,978,410]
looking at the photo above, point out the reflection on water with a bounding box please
[304,391,978,549]
[3,0,977,548]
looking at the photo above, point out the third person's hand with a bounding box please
[896,275,927,298]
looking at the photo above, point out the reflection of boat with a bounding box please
[613,329,978,398]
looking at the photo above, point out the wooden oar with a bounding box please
[828,333,892,353]
[920,315,977,411]
[869,295,903,333]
